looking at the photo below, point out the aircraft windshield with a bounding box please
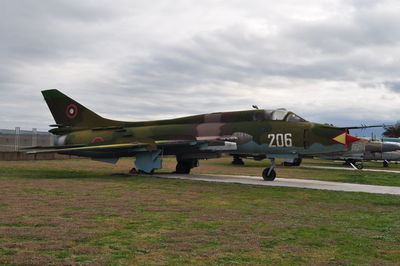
[271,109,287,120]
[286,113,307,122]
[262,109,307,122]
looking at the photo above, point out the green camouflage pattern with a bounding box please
[42,90,347,154]
[35,89,362,176]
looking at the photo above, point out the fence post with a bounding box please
[15,127,20,151]
[50,134,55,146]
[32,128,37,147]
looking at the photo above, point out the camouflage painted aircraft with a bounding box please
[234,138,400,169]
[29,89,377,181]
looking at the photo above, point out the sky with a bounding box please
[1,0,399,137]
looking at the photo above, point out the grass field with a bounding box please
[1,158,400,265]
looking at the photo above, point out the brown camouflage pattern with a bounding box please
[41,89,353,161]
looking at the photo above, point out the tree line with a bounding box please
[383,122,400,137]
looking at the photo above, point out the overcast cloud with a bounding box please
[1,0,399,134]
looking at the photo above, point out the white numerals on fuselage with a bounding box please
[267,133,292,147]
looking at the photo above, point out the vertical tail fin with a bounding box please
[41,89,119,128]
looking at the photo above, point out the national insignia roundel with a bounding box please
[91,137,104,143]
[66,104,78,119]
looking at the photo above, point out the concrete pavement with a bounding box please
[155,173,400,196]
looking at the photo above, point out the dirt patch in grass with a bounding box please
[3,156,400,186]
[1,159,400,264]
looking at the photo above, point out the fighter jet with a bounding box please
[28,89,377,181]
[364,151,400,167]
[382,137,400,143]
[318,139,400,168]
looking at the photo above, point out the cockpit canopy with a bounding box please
[254,108,307,122]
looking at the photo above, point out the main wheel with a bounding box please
[175,162,191,174]
[355,163,364,170]
[232,155,245,165]
[129,168,138,175]
[262,168,276,181]
[383,160,389,167]
[292,158,302,166]
[137,169,154,174]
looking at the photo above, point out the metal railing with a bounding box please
[0,127,55,151]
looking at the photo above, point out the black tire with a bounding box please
[129,168,138,175]
[262,168,276,181]
[383,160,389,167]
[232,156,245,165]
[175,162,191,174]
[138,169,154,174]
[292,158,302,166]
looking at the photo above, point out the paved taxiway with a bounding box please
[301,165,400,174]
[155,173,400,195]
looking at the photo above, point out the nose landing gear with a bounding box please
[262,158,276,181]
[383,160,389,168]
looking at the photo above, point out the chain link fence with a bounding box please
[0,127,55,151]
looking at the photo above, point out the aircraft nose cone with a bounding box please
[381,142,400,152]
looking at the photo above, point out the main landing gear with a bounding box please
[262,158,276,181]
[355,162,364,170]
[383,160,389,168]
[345,159,363,170]
[129,168,154,175]
[231,155,245,165]
[175,158,199,174]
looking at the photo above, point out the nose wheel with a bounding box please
[262,168,276,181]
[262,158,276,181]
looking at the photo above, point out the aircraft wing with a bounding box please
[23,144,86,150]
[25,138,237,154]
[25,143,150,154]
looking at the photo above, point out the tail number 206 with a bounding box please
[267,133,292,147]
